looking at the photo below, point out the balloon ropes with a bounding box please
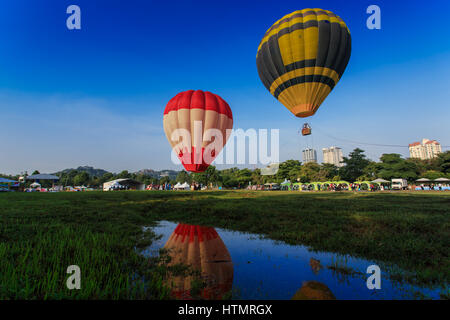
[163,90,233,173]
[313,125,450,149]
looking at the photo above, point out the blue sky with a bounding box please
[0,0,449,174]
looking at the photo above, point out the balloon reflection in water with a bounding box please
[292,281,336,300]
[163,224,233,300]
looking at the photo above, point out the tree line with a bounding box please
[1,149,449,188]
[183,149,449,188]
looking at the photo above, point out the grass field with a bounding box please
[0,190,449,299]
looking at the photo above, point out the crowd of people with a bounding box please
[146,182,204,191]
[247,182,393,192]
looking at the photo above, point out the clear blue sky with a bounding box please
[0,0,449,174]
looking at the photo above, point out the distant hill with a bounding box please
[56,166,110,177]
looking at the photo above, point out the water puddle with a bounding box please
[143,221,443,300]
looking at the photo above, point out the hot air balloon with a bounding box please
[163,90,233,173]
[163,224,233,300]
[256,8,351,119]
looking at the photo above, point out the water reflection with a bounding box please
[292,281,336,300]
[146,221,442,300]
[163,224,233,300]
[309,258,322,275]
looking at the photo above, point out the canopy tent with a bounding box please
[353,181,375,190]
[30,182,41,188]
[333,181,350,190]
[173,182,190,190]
[0,177,20,191]
[307,182,321,191]
[280,179,291,190]
[291,182,303,191]
[416,178,430,182]
[180,182,190,190]
[26,174,59,189]
[434,177,450,182]
[173,182,182,189]
[371,178,390,183]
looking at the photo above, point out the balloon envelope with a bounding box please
[256,8,351,118]
[163,90,233,173]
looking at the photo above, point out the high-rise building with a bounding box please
[302,148,317,164]
[409,139,442,160]
[322,147,344,167]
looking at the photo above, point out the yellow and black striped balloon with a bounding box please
[256,8,351,118]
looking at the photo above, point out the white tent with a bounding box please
[371,178,390,183]
[30,182,41,188]
[180,182,190,190]
[173,182,182,190]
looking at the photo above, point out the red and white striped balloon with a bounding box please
[163,90,233,172]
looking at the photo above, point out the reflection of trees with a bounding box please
[309,258,322,275]
[327,255,356,285]
[163,224,233,300]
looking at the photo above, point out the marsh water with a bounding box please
[143,221,444,300]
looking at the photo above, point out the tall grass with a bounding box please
[0,224,173,299]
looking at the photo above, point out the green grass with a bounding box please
[0,190,449,299]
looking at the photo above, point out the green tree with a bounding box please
[221,175,239,188]
[378,153,418,182]
[275,160,302,182]
[102,172,114,182]
[339,148,370,182]
[423,170,442,180]
[235,168,253,186]
[361,161,381,180]
[250,168,263,185]
[300,162,321,182]
[192,166,219,186]
[160,176,171,185]
[117,170,131,179]
[176,170,192,183]
[73,172,90,186]
[437,151,450,174]
[318,163,339,181]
